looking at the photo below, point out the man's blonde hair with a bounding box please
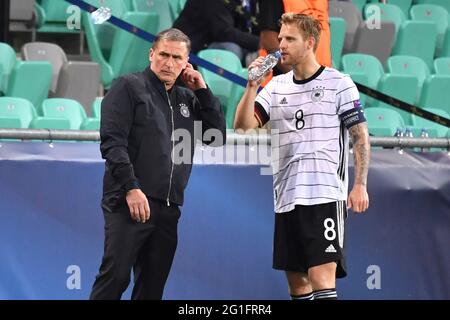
[280,13,321,52]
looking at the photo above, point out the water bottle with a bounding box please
[393,128,404,152]
[393,128,404,138]
[420,128,430,152]
[248,51,282,81]
[91,6,111,24]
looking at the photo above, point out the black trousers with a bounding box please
[90,198,181,300]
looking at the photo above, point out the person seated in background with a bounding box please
[173,0,260,64]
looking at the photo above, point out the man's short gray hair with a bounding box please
[152,28,191,52]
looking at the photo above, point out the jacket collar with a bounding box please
[145,67,170,100]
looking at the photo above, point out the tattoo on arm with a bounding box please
[349,123,370,186]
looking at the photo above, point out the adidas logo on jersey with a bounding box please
[325,244,337,253]
[279,97,288,105]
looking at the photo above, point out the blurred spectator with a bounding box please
[173,0,259,62]
[0,0,10,43]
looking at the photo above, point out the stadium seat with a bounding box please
[9,0,36,39]
[371,74,419,126]
[132,0,173,31]
[392,21,437,70]
[364,107,405,136]
[341,53,384,88]
[108,12,159,77]
[197,49,242,109]
[328,1,363,53]
[29,116,72,130]
[40,98,87,130]
[0,42,17,94]
[0,97,36,128]
[92,97,103,118]
[363,3,406,34]
[81,118,100,131]
[367,0,412,18]
[415,0,450,16]
[329,17,346,69]
[412,108,450,137]
[386,55,430,101]
[440,28,450,58]
[410,4,450,56]
[350,21,396,65]
[21,42,67,93]
[226,68,247,129]
[419,75,450,114]
[82,0,128,88]
[83,8,159,88]
[6,61,52,109]
[349,0,368,14]
[433,57,450,75]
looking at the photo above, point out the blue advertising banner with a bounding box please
[0,142,449,299]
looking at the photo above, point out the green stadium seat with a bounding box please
[40,98,87,130]
[440,28,450,58]
[92,97,103,118]
[329,17,346,69]
[132,0,173,31]
[82,8,159,88]
[36,0,80,34]
[81,118,100,131]
[433,57,450,74]
[0,97,36,128]
[197,49,243,109]
[108,12,159,77]
[367,0,412,18]
[226,68,247,129]
[364,107,405,136]
[29,116,72,130]
[342,54,384,107]
[392,21,438,70]
[415,0,450,15]
[412,107,450,137]
[0,42,17,94]
[410,4,450,56]
[6,61,52,109]
[419,75,450,114]
[386,55,430,102]
[387,55,430,86]
[371,74,419,126]
[82,0,128,87]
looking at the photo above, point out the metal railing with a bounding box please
[1,128,450,149]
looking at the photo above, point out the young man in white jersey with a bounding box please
[234,13,370,300]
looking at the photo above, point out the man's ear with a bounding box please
[149,48,154,62]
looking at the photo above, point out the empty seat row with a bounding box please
[0,97,102,131]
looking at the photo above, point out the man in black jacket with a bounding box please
[173,0,259,61]
[90,28,226,300]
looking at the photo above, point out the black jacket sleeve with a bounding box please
[193,87,226,147]
[208,1,259,51]
[100,78,139,191]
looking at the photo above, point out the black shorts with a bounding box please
[273,201,348,278]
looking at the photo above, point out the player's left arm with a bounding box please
[348,122,370,213]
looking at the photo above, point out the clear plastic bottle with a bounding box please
[404,128,414,138]
[393,128,404,153]
[420,128,430,152]
[248,51,282,81]
[394,128,404,138]
[91,6,111,25]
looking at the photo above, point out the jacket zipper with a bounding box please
[165,90,175,207]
